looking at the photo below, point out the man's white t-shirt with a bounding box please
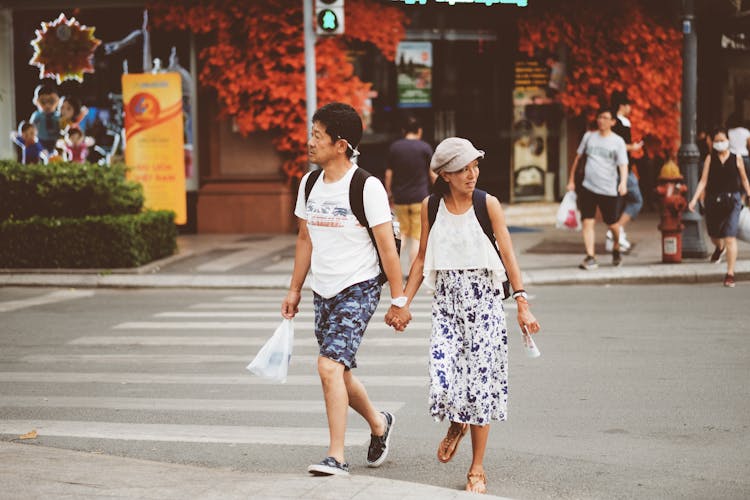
[578,131,628,197]
[295,166,391,299]
[728,127,750,156]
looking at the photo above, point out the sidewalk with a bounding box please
[1,208,748,289]
[0,442,508,500]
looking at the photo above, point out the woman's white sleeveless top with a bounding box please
[422,198,507,291]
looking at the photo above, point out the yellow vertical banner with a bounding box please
[122,73,186,224]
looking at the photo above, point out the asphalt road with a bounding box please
[0,284,748,499]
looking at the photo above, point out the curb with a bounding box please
[1,261,747,289]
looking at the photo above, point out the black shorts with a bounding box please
[578,186,620,225]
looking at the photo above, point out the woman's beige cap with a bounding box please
[430,137,485,173]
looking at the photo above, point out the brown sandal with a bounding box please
[465,471,487,494]
[437,422,469,463]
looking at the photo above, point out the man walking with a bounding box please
[384,116,434,269]
[607,91,644,252]
[282,102,411,476]
[566,107,628,269]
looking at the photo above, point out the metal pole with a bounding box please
[303,0,317,171]
[678,0,708,258]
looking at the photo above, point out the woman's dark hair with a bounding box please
[711,126,729,140]
[312,102,363,159]
[431,176,450,196]
[62,95,82,118]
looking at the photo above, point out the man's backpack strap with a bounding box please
[348,167,371,230]
[303,169,323,204]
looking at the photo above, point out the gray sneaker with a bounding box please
[367,411,395,467]
[578,256,598,270]
[308,456,350,476]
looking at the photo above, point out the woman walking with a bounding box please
[387,137,540,494]
[688,127,750,287]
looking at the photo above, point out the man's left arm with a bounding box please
[371,223,411,331]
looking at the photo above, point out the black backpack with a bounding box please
[303,167,401,285]
[427,189,511,299]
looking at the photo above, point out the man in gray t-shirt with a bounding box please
[566,107,628,270]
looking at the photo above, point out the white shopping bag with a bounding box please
[738,206,750,243]
[247,319,294,383]
[556,191,582,231]
[521,326,541,359]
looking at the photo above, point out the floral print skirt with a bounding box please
[429,269,508,425]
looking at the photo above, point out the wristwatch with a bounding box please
[391,296,408,308]
[512,290,528,301]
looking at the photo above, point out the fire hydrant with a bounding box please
[655,160,688,263]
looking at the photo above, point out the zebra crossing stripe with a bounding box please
[0,396,405,414]
[0,372,427,386]
[0,420,370,446]
[0,290,95,313]
[69,336,429,347]
[112,321,432,330]
[21,353,429,365]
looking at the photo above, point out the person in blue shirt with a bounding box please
[11,122,45,164]
[29,83,60,154]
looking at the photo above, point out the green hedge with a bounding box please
[0,211,176,268]
[0,160,143,221]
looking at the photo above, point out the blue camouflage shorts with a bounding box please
[313,277,381,370]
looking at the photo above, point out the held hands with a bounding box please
[385,305,412,333]
[281,290,301,319]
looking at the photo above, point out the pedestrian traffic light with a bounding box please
[316,0,344,36]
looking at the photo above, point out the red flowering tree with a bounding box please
[518,1,682,158]
[150,0,406,180]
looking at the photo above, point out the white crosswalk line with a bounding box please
[0,396,405,414]
[0,372,427,386]
[21,353,428,365]
[0,420,370,446]
[69,336,429,347]
[112,321,432,330]
[0,290,95,313]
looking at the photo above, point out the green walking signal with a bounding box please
[315,0,344,35]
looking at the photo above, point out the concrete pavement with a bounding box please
[1,206,749,289]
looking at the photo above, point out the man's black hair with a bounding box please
[402,115,421,135]
[611,90,630,110]
[312,102,363,159]
[596,106,615,118]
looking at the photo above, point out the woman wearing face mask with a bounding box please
[688,127,750,287]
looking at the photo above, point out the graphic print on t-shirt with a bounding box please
[306,200,362,228]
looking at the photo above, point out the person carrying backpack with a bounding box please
[282,103,410,477]
[386,137,540,494]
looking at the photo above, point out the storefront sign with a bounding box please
[511,59,552,201]
[122,72,186,224]
[397,41,432,108]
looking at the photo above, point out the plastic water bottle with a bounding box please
[522,327,541,358]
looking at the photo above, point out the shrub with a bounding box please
[0,211,176,268]
[0,160,144,221]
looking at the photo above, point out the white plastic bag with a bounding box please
[738,206,750,243]
[247,319,294,383]
[556,191,581,231]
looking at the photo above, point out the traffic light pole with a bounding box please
[304,0,317,170]
[679,0,708,258]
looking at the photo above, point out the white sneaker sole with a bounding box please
[367,413,395,468]
[307,463,350,476]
